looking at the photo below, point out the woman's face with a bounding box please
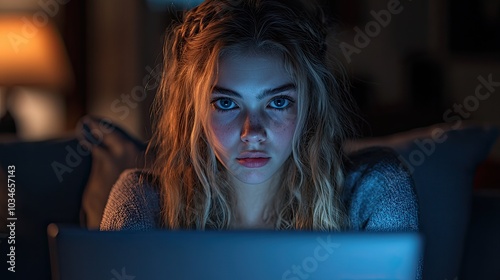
[207,52,298,187]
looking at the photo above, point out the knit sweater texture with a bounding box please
[100,147,419,232]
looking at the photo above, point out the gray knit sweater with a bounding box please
[100,147,419,232]
[100,147,420,279]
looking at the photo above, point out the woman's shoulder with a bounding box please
[100,168,161,231]
[345,146,406,172]
[343,146,414,193]
[342,147,419,232]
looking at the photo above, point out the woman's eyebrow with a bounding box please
[257,83,296,100]
[212,86,241,98]
[212,83,296,100]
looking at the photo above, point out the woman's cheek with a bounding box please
[269,111,297,132]
[281,115,298,143]
[281,119,297,139]
[210,114,239,147]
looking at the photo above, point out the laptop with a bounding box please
[47,223,422,280]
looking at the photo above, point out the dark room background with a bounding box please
[1,0,499,160]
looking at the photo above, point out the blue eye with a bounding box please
[268,96,294,110]
[212,98,238,111]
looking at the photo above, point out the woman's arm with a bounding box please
[343,147,419,232]
[100,169,160,231]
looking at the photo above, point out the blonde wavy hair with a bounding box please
[147,0,356,231]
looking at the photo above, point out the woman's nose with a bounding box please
[240,113,267,143]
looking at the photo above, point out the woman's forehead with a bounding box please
[215,53,293,93]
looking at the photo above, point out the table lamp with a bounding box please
[0,13,73,134]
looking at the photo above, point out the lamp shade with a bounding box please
[0,13,73,89]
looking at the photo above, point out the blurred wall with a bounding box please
[330,0,500,158]
[86,0,147,140]
[81,0,500,157]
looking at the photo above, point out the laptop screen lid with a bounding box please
[47,224,422,280]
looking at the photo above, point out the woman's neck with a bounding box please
[230,177,280,229]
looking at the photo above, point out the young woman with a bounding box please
[100,0,418,233]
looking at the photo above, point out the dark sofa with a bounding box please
[0,137,91,280]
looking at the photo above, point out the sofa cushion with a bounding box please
[461,190,500,279]
[396,125,498,280]
[77,116,147,229]
[346,124,499,280]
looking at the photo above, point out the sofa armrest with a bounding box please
[461,190,500,279]
[0,137,92,280]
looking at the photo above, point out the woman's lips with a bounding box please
[236,157,270,168]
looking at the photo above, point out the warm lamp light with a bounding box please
[0,14,73,88]
[0,13,73,134]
